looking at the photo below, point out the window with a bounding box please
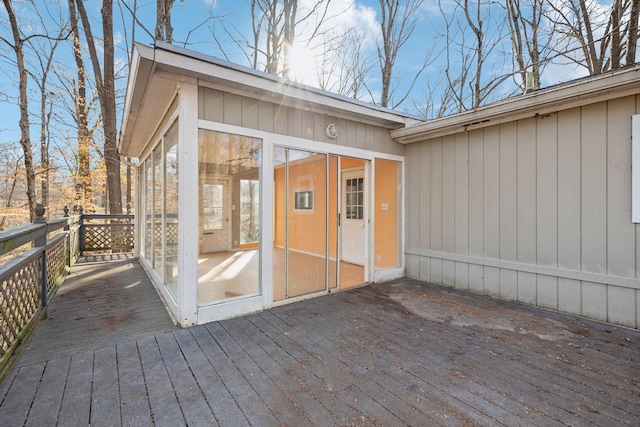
[294,189,314,211]
[203,183,223,231]
[345,177,364,219]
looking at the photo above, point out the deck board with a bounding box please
[1,257,639,426]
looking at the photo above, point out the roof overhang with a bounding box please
[119,42,422,158]
[391,65,640,144]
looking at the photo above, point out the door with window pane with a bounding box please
[341,170,365,265]
[201,179,229,252]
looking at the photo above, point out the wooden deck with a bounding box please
[1,256,639,426]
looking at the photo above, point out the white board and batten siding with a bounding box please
[406,95,640,329]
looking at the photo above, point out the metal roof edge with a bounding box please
[152,41,422,125]
[391,65,640,143]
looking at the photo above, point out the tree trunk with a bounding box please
[76,0,122,214]
[2,0,37,221]
[156,0,175,42]
[69,0,92,209]
[627,0,640,64]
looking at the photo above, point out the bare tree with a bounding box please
[376,0,426,108]
[316,28,374,99]
[547,0,640,74]
[67,0,93,210]
[429,0,512,116]
[24,1,68,213]
[74,0,122,214]
[504,0,549,91]
[156,0,176,42]
[1,0,38,221]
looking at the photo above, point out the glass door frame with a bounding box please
[196,119,405,315]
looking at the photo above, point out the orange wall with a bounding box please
[275,155,399,269]
[274,155,327,256]
[374,159,399,268]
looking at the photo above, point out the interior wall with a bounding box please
[274,154,328,256]
[405,95,640,329]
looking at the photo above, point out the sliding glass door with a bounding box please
[273,148,328,300]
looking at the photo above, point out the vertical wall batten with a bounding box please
[442,136,456,286]
[430,139,443,284]
[454,133,469,290]
[499,122,518,299]
[419,142,431,281]
[468,129,484,293]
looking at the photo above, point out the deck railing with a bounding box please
[0,205,134,377]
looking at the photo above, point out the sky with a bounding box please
[0,0,609,151]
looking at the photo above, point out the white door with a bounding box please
[201,179,230,252]
[341,170,365,265]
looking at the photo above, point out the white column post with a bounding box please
[177,79,199,326]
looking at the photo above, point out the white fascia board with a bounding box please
[119,44,155,153]
[392,66,640,143]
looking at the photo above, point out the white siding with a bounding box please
[405,96,640,329]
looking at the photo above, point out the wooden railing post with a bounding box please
[63,206,71,268]
[34,203,47,309]
[79,206,85,255]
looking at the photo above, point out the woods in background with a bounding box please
[0,0,638,228]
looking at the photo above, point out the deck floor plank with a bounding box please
[236,315,364,424]
[1,256,639,426]
[0,363,45,425]
[136,335,186,427]
[56,350,93,427]
[89,345,121,427]
[223,316,339,425]
[206,321,315,427]
[24,356,70,427]
[155,330,218,426]
[282,297,498,426]
[172,327,248,426]
[116,340,153,427]
[321,289,566,425]
[189,325,280,427]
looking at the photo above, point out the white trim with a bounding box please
[198,295,263,324]
[406,247,640,290]
[261,136,274,307]
[268,289,330,308]
[374,266,405,282]
[632,115,640,222]
[177,81,200,326]
[392,65,640,143]
[197,119,404,163]
[139,255,178,324]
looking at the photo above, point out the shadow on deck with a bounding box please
[0,255,639,426]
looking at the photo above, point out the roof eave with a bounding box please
[391,65,640,144]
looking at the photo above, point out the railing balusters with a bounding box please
[0,206,134,379]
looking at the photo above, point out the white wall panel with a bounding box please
[454,134,469,256]
[558,278,581,316]
[607,97,636,278]
[468,130,484,257]
[608,286,636,328]
[517,118,537,265]
[582,282,607,321]
[581,104,608,274]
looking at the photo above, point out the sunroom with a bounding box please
[119,42,419,326]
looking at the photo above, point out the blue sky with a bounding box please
[0,0,601,149]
